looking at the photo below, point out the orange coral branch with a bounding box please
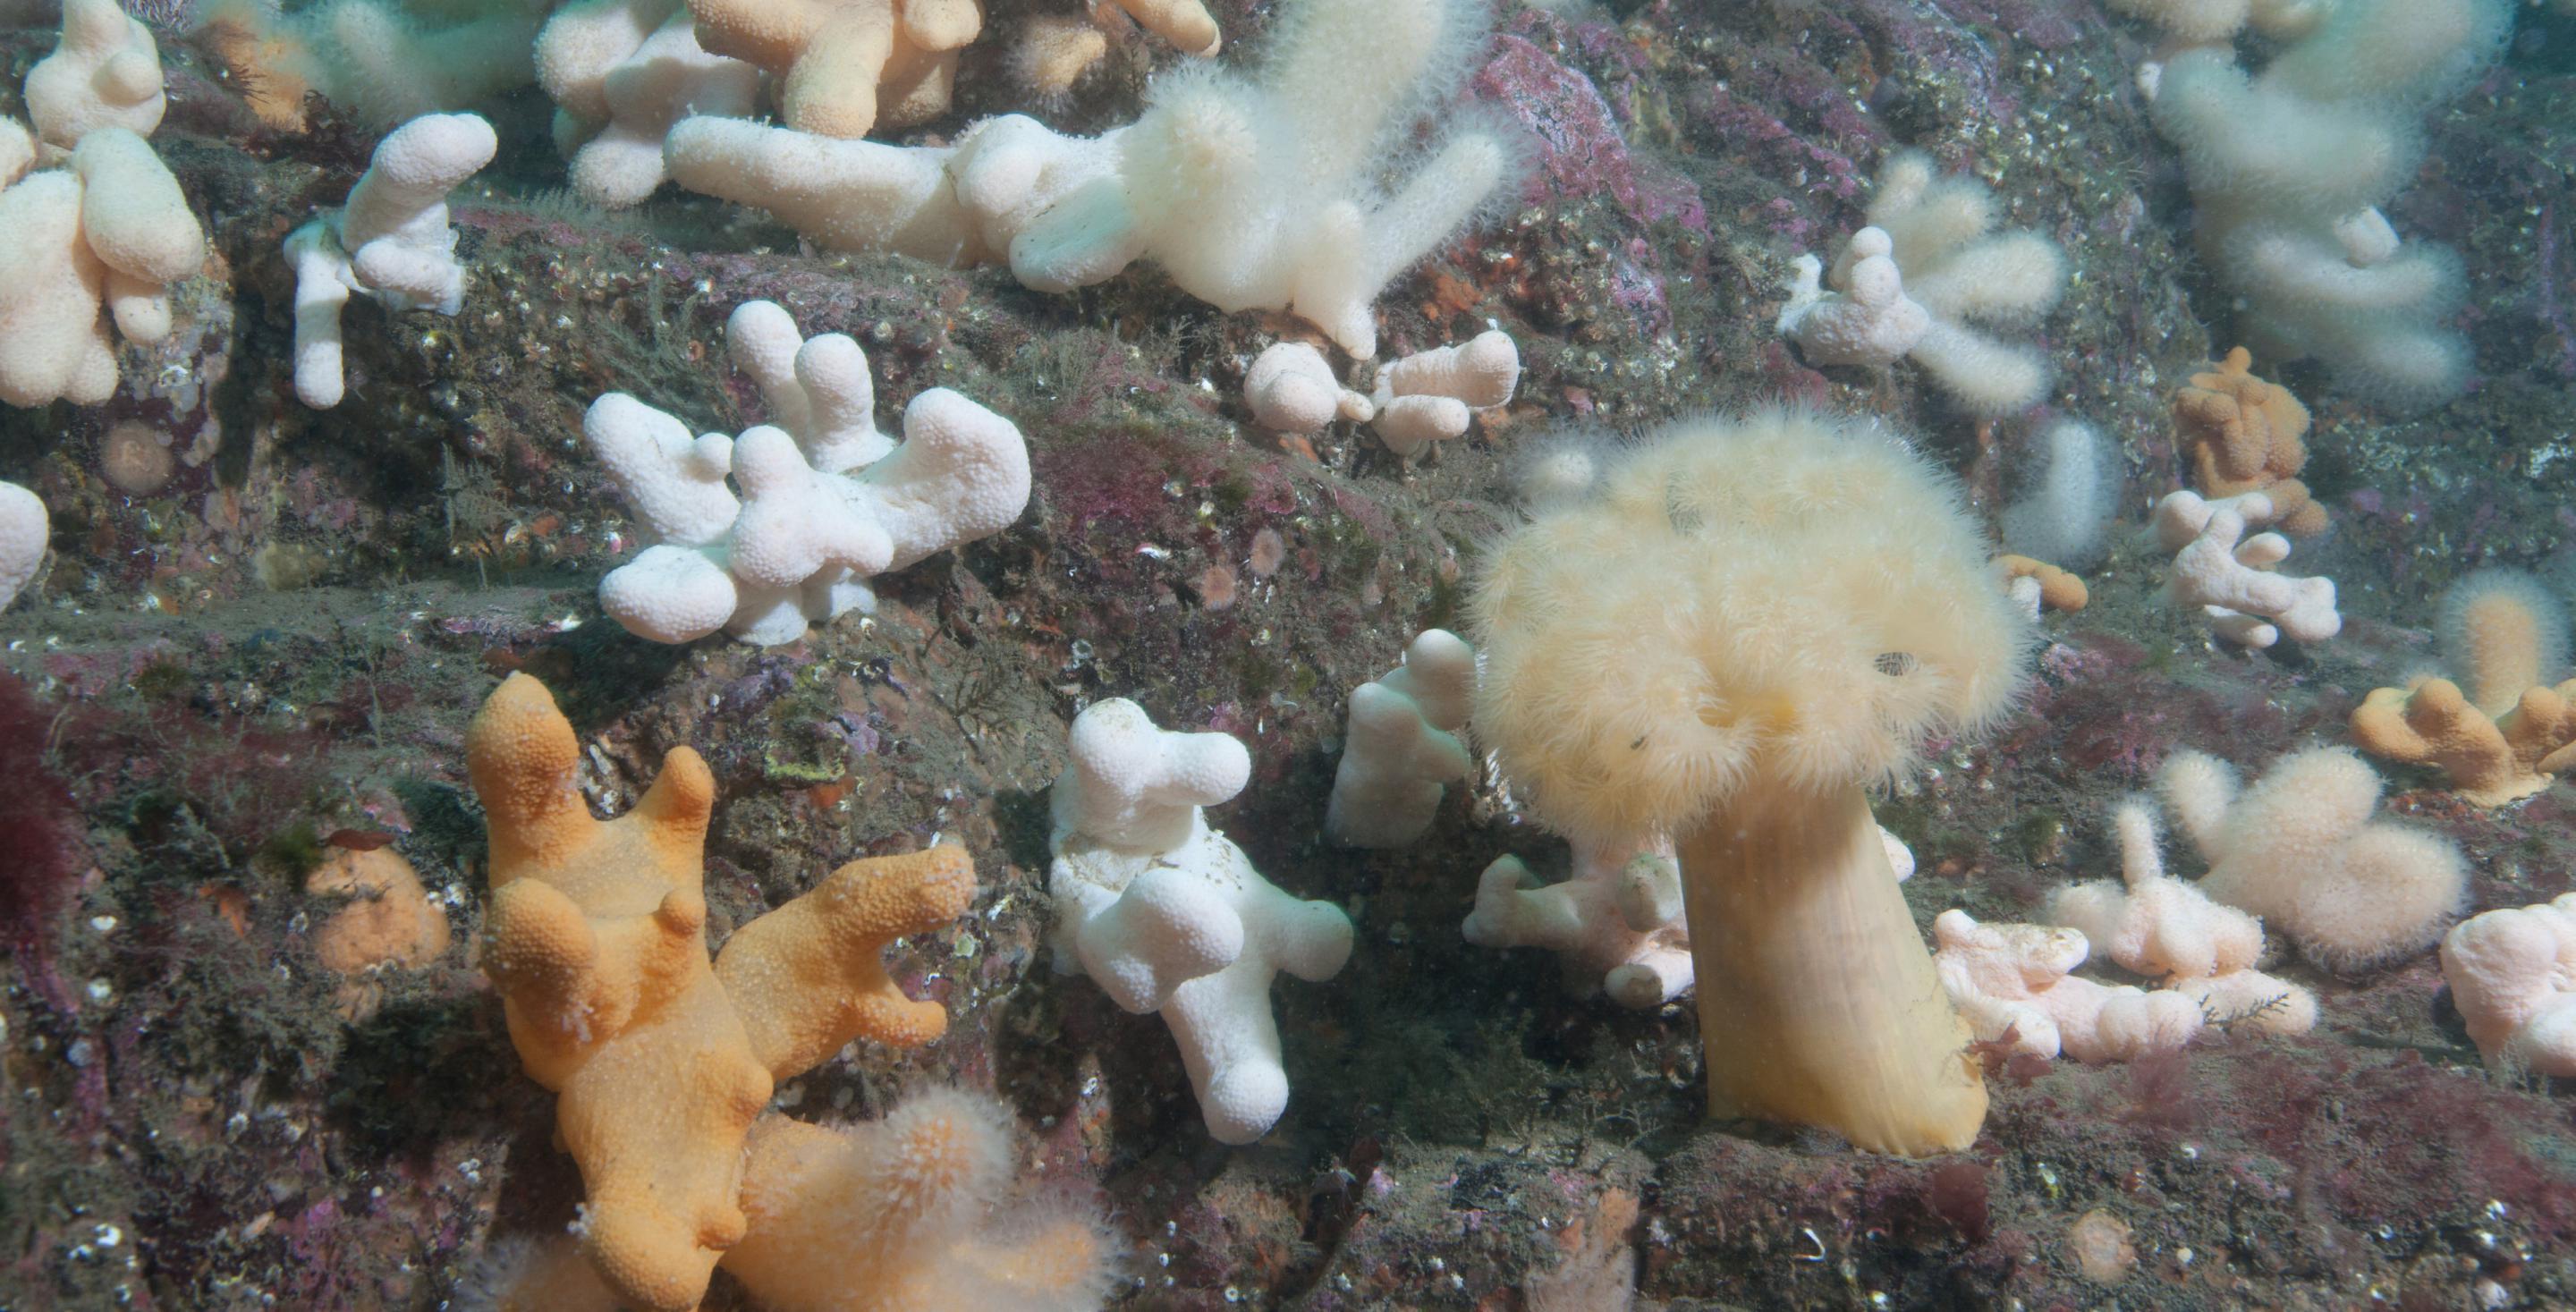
[717,843,977,1078]
[465,673,985,1311]
[2350,675,2576,808]
[2174,347,2324,536]
[1996,553,2089,612]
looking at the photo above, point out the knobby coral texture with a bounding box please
[6,0,2576,1308]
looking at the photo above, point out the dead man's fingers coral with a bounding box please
[1779,153,2064,417]
[1368,331,1520,457]
[1245,341,1372,437]
[1996,554,2090,617]
[1326,628,1477,849]
[26,0,165,155]
[1931,909,2207,1063]
[665,114,981,265]
[723,1092,1115,1310]
[685,0,982,140]
[1104,0,1221,55]
[1058,865,1248,1013]
[465,674,771,1311]
[1463,838,1695,1009]
[0,123,203,407]
[715,843,979,1076]
[725,299,892,471]
[562,12,761,208]
[1049,698,1352,1142]
[2351,677,2576,808]
[2123,0,2510,408]
[0,481,47,612]
[467,673,1000,1309]
[2346,567,2576,804]
[2440,894,2576,1075]
[2437,567,2571,717]
[676,0,1513,358]
[2158,490,2340,648]
[1050,696,1250,851]
[588,301,1031,645]
[2162,746,2468,971]
[1999,420,2118,573]
[287,113,496,409]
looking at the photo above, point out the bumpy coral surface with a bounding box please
[468,673,984,1309]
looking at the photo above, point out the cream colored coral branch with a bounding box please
[686,0,982,139]
[1777,150,2065,416]
[2155,489,2339,648]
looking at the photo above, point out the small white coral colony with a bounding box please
[1245,342,1373,436]
[1467,838,1692,1010]
[2125,0,2510,408]
[2441,894,2576,1077]
[669,0,1514,358]
[2044,798,2318,1037]
[287,113,499,410]
[589,300,1033,646]
[1933,909,2207,1063]
[1776,150,2067,417]
[2157,746,2469,972]
[2350,567,2576,808]
[1048,699,1353,1143]
[0,1,204,411]
[2156,488,2340,648]
[0,480,47,612]
[1326,629,1476,849]
[535,0,759,209]
[1245,332,1521,457]
[1369,331,1521,457]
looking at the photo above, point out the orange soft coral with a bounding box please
[1996,553,2090,614]
[306,845,450,1020]
[2351,569,2576,807]
[2351,676,2576,808]
[2174,347,2323,536]
[686,0,982,139]
[466,673,980,1311]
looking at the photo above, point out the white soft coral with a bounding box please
[0,480,46,613]
[1464,837,1693,1009]
[2156,488,2339,648]
[25,0,165,155]
[1777,151,2065,416]
[2134,0,2511,408]
[1325,629,1476,848]
[2158,746,2468,972]
[1932,910,2207,1062]
[1049,699,1353,1143]
[667,0,1513,358]
[2044,798,2318,1037]
[589,300,1032,645]
[534,0,758,208]
[0,122,205,408]
[287,112,497,409]
[2440,893,2576,1076]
